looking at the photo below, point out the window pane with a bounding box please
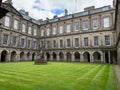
[105,35,110,45]
[75,38,79,47]
[22,24,26,33]
[14,19,18,30]
[47,28,50,36]
[34,29,37,36]
[53,40,56,48]
[83,21,88,30]
[27,40,30,48]
[94,36,99,46]
[13,36,17,46]
[66,24,70,33]
[5,16,10,27]
[59,26,63,34]
[41,29,44,36]
[60,40,63,48]
[21,38,25,48]
[3,34,8,45]
[52,27,56,35]
[28,27,32,34]
[93,19,98,29]
[74,22,79,31]
[84,37,88,46]
[67,39,70,47]
[103,17,110,28]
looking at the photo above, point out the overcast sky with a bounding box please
[3,0,113,20]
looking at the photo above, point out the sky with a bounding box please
[3,0,113,20]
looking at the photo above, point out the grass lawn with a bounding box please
[0,62,117,90]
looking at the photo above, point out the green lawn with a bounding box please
[0,62,117,90]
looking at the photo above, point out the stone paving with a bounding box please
[114,65,120,90]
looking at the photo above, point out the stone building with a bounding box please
[0,0,119,64]
[115,0,120,65]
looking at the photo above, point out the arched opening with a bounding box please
[11,51,17,62]
[1,50,8,62]
[93,52,101,62]
[59,52,64,61]
[66,52,71,61]
[46,52,50,61]
[53,52,57,61]
[32,53,35,61]
[83,52,90,62]
[27,52,31,60]
[20,52,25,61]
[74,52,80,62]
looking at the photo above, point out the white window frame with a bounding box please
[92,19,99,29]
[103,17,110,28]
[82,20,89,30]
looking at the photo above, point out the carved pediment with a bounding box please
[1,3,22,17]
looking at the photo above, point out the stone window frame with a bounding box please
[46,40,50,48]
[46,28,50,36]
[84,37,89,47]
[27,39,31,49]
[12,35,17,47]
[2,34,9,46]
[92,18,99,29]
[34,28,37,36]
[74,38,79,48]
[74,22,80,32]
[66,39,71,48]
[59,39,63,48]
[53,40,56,48]
[41,29,44,37]
[13,19,19,30]
[59,25,63,34]
[94,36,99,46]
[103,16,110,28]
[4,16,10,27]
[82,20,89,31]
[66,24,71,33]
[28,26,32,35]
[52,27,57,35]
[22,23,26,33]
[104,35,111,46]
[21,38,25,48]
[32,40,37,49]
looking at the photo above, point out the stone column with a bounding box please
[7,53,11,62]
[57,54,59,61]
[80,53,84,62]
[90,53,94,62]
[50,54,53,61]
[101,51,105,63]
[64,53,67,61]
[108,51,111,64]
[72,53,75,62]
[17,54,20,61]
[44,53,47,61]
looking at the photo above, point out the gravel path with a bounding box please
[114,65,120,90]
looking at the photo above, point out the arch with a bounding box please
[20,52,25,61]
[11,51,17,62]
[83,52,90,62]
[46,52,50,61]
[27,52,31,60]
[74,52,80,62]
[53,52,57,61]
[93,52,101,62]
[66,52,71,61]
[1,50,8,62]
[32,53,35,61]
[59,52,64,61]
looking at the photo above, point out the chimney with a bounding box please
[64,9,68,16]
[25,12,29,16]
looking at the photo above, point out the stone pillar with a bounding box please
[44,53,47,61]
[7,53,11,62]
[101,51,105,63]
[108,51,111,64]
[17,54,20,61]
[80,53,84,62]
[72,53,75,62]
[90,53,94,62]
[57,54,59,61]
[50,54,53,61]
[64,53,67,61]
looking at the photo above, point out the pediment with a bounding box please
[1,3,22,17]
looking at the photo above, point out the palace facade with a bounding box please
[0,0,119,64]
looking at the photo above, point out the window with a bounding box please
[4,16,10,27]
[74,22,79,31]
[41,41,44,47]
[84,37,88,46]
[13,36,17,46]
[52,27,56,35]
[27,40,30,48]
[21,38,25,48]
[66,24,70,33]
[75,38,79,47]
[59,26,63,34]
[32,41,36,49]
[105,35,110,45]
[28,27,32,35]
[22,24,26,33]
[46,28,50,36]
[34,29,37,36]
[60,40,63,48]
[94,36,99,46]
[93,19,99,29]
[103,17,110,28]
[3,34,8,45]
[46,41,50,48]
[83,21,89,30]
[41,29,44,36]
[53,40,56,48]
[66,39,70,48]
[14,19,18,30]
